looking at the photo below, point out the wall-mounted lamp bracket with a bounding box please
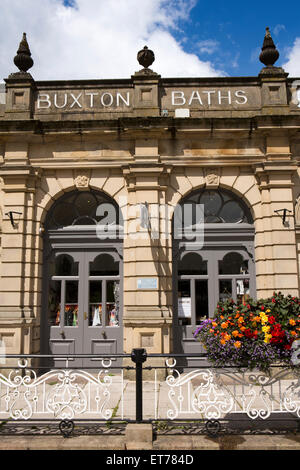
[5,211,22,228]
[274,209,292,226]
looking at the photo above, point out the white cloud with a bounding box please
[283,38,300,77]
[0,0,223,81]
[197,39,219,55]
[273,24,285,36]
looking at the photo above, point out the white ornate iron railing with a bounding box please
[0,351,299,436]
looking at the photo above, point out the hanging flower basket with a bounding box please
[193,292,300,372]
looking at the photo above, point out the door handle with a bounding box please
[102,331,107,340]
[84,312,88,321]
[60,331,66,340]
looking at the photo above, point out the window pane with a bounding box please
[178,280,191,325]
[219,253,248,275]
[64,281,78,326]
[219,280,232,302]
[55,254,78,276]
[219,201,245,223]
[75,192,97,217]
[200,191,222,217]
[107,281,119,327]
[89,281,102,326]
[48,280,61,326]
[90,254,119,276]
[178,253,207,275]
[52,202,77,227]
[195,280,208,323]
[237,278,250,303]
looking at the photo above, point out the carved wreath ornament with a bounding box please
[74,175,89,189]
[205,169,220,187]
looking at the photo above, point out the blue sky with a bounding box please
[0,0,299,81]
[170,0,300,76]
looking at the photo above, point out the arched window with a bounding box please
[46,190,123,229]
[179,188,253,226]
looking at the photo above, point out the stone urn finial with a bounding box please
[14,33,34,73]
[137,45,155,69]
[259,27,279,67]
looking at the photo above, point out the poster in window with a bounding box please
[178,298,192,318]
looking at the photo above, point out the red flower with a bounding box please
[268,316,276,324]
[244,328,253,338]
[272,298,276,303]
[270,323,285,344]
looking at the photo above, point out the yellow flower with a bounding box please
[262,325,270,333]
[289,319,296,326]
[224,333,231,341]
[234,341,241,348]
[264,334,272,343]
[220,339,226,345]
[266,309,271,313]
[221,322,228,329]
[232,330,239,337]
[261,315,268,324]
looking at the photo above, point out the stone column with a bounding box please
[122,157,172,377]
[0,166,41,358]
[254,159,299,297]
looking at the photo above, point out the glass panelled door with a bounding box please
[47,250,122,367]
[176,252,210,350]
[48,252,82,366]
[83,253,122,367]
[173,248,255,358]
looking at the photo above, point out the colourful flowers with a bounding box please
[194,292,300,372]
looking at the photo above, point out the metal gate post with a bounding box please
[131,348,147,422]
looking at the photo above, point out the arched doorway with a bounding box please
[41,190,123,367]
[172,188,255,362]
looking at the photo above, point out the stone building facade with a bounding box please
[0,32,300,365]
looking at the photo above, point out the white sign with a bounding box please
[171,89,248,107]
[37,91,131,110]
[178,298,192,318]
[137,278,158,290]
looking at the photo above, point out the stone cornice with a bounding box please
[0,115,300,137]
